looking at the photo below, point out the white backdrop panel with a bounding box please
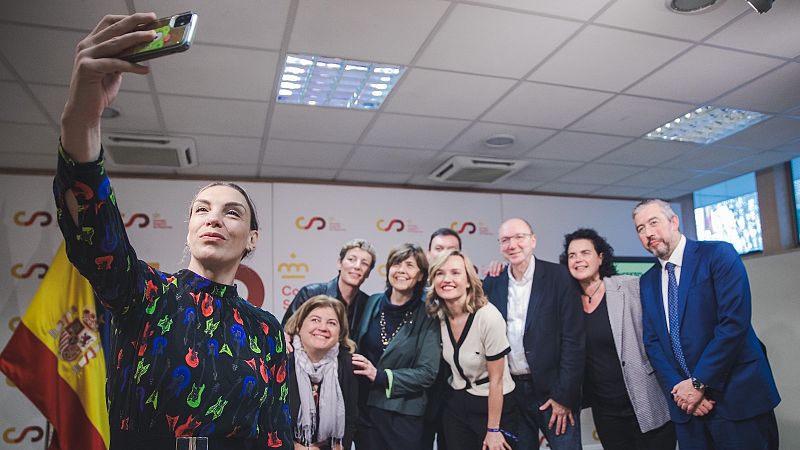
[500,193,656,262]
[271,183,503,315]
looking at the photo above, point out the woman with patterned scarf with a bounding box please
[285,295,358,449]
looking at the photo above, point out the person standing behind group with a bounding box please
[560,228,675,450]
[427,249,517,450]
[351,243,441,449]
[284,295,359,450]
[283,239,376,334]
[421,227,462,450]
[51,12,291,449]
[633,199,780,450]
[482,218,584,450]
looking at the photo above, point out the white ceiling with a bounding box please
[1,0,800,200]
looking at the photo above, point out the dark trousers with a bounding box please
[420,417,446,450]
[675,410,777,450]
[512,377,581,450]
[442,388,517,450]
[420,359,450,450]
[591,407,676,450]
[354,406,424,450]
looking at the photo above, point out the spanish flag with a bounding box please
[0,243,109,450]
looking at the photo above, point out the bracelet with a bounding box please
[486,428,518,441]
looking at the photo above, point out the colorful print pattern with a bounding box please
[53,146,292,449]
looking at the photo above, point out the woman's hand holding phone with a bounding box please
[61,12,158,163]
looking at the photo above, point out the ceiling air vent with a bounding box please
[428,156,528,184]
[102,134,197,168]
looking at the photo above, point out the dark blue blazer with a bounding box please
[483,258,585,409]
[639,238,780,422]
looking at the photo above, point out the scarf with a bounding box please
[292,335,345,447]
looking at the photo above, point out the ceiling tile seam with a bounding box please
[191,41,281,53]
[334,1,459,181]
[453,0,609,25]
[522,129,636,159]
[155,91,272,104]
[257,0,300,176]
[615,9,789,105]
[696,41,796,62]
[409,65,520,82]
[703,60,797,114]
[434,3,611,157]
[0,49,59,132]
[0,19,90,34]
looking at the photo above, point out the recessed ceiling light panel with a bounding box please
[276,53,405,110]
[644,106,771,145]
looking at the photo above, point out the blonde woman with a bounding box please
[427,250,517,450]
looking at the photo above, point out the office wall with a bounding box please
[744,250,800,450]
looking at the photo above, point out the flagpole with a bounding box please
[44,421,51,450]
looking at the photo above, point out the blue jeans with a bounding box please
[512,378,581,450]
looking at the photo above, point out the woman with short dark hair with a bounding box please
[351,243,440,450]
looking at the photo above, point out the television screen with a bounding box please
[613,256,656,277]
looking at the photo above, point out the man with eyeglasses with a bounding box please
[482,218,585,450]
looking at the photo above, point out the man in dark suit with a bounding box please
[482,218,585,450]
[633,199,780,450]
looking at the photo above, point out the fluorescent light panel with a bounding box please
[644,106,770,145]
[276,53,405,110]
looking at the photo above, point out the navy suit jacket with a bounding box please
[639,238,780,422]
[483,258,585,409]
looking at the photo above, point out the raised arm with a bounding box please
[61,13,156,164]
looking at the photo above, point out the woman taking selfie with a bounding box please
[53,12,291,450]
[427,249,516,450]
[560,228,675,450]
[284,295,358,450]
[351,243,440,450]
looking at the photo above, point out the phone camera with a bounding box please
[174,14,192,27]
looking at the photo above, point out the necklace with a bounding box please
[583,280,603,304]
[380,309,413,348]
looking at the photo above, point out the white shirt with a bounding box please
[506,256,534,375]
[659,234,686,332]
[440,303,515,396]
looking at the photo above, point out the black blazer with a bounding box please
[482,258,585,409]
[288,346,358,448]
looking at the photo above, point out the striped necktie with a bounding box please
[666,262,690,377]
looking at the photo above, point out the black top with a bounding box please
[357,290,420,409]
[584,295,634,416]
[360,292,417,368]
[53,148,292,449]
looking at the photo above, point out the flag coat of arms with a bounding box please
[0,242,109,450]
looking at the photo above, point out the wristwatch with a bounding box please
[691,377,706,391]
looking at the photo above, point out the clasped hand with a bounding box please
[672,379,715,416]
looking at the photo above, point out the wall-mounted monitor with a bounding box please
[613,256,657,277]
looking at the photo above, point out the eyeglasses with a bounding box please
[498,233,532,247]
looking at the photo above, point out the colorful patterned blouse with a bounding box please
[53,147,292,449]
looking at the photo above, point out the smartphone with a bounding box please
[118,11,198,63]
